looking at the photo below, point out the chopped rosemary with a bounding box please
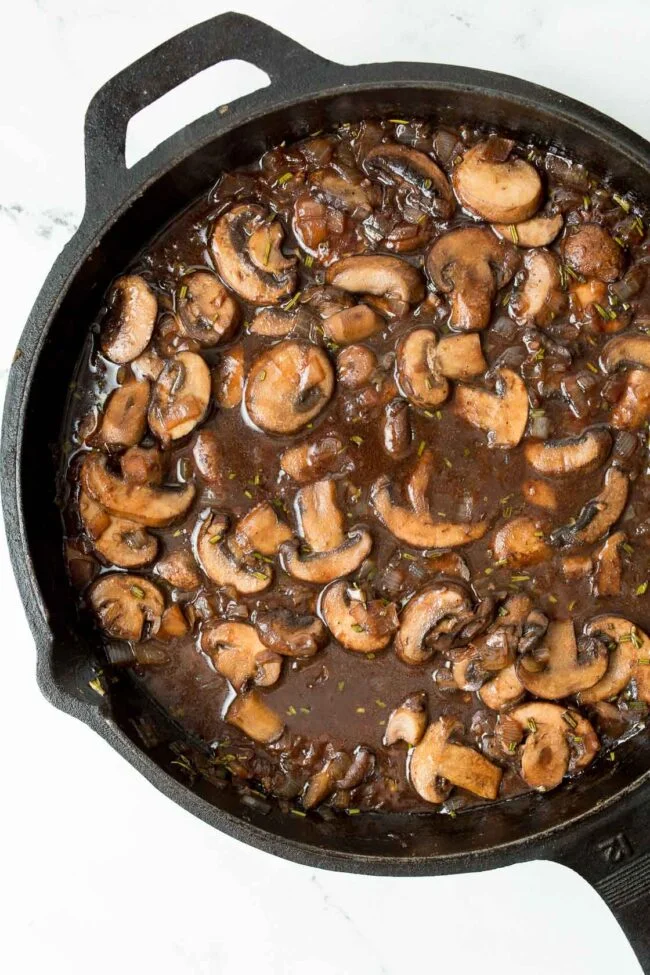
[586,362,599,374]
[635,581,648,596]
[562,710,578,729]
[351,623,365,633]
[290,808,306,817]
[281,291,302,311]
[178,284,188,300]
[276,172,294,186]
[612,192,631,213]
[509,224,519,245]
[418,440,427,456]
[527,718,537,733]
[338,680,346,692]
[303,253,314,268]
[356,707,366,714]
[258,370,266,382]
[88,677,105,696]
[350,435,364,446]
[388,118,409,124]
[130,585,145,599]
[287,705,297,716]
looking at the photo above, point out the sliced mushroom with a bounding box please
[249,306,313,337]
[550,467,629,547]
[611,369,650,430]
[410,716,502,803]
[100,379,150,447]
[148,351,211,444]
[226,691,285,743]
[154,548,202,590]
[176,271,239,346]
[192,429,222,482]
[255,610,327,658]
[363,143,455,219]
[280,435,345,482]
[479,664,525,711]
[281,529,373,584]
[211,205,297,304]
[120,446,165,485]
[131,347,165,382]
[493,213,564,248]
[426,227,519,331]
[517,619,608,699]
[196,512,271,594]
[522,479,557,511]
[323,304,383,344]
[309,168,373,216]
[382,399,412,457]
[100,275,158,364]
[453,594,536,690]
[509,249,566,327]
[295,479,345,552]
[383,692,428,746]
[499,702,598,790]
[593,531,625,598]
[600,333,650,373]
[561,223,624,282]
[395,583,472,664]
[157,604,189,642]
[572,279,608,314]
[245,340,334,435]
[579,616,650,704]
[524,427,611,476]
[326,255,425,304]
[81,453,195,527]
[213,343,244,409]
[337,345,378,389]
[433,333,487,381]
[302,752,352,810]
[493,516,550,567]
[454,368,529,448]
[88,573,164,641]
[320,581,398,652]
[201,621,282,692]
[79,489,157,568]
[452,140,542,223]
[233,502,292,556]
[395,329,449,408]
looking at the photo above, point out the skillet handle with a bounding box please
[83,12,335,213]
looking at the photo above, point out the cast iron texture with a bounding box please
[2,12,650,970]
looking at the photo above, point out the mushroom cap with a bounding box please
[81,452,195,528]
[492,515,551,568]
[233,502,292,556]
[177,270,240,346]
[154,548,202,590]
[326,255,425,303]
[383,692,428,746]
[249,306,314,338]
[323,305,383,344]
[196,512,272,594]
[524,427,612,476]
[395,583,472,664]
[501,702,599,791]
[579,616,650,704]
[100,379,151,447]
[550,466,629,547]
[80,490,158,568]
[454,367,529,448]
[294,478,345,552]
[280,435,345,483]
[479,663,525,711]
[148,351,211,443]
[600,333,650,373]
[245,340,334,435]
[452,140,542,223]
[100,275,158,364]
[363,143,455,219]
[409,716,503,803]
[517,619,608,699]
[561,223,624,282]
[493,213,563,248]
[281,528,373,584]
[201,620,282,692]
[395,328,449,408]
[88,573,164,642]
[226,691,285,743]
[211,204,297,304]
[319,580,397,652]
[255,610,327,657]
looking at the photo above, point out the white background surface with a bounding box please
[1,2,648,972]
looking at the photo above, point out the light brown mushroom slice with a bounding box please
[120,446,165,486]
[561,223,624,282]
[226,691,285,743]
[405,448,434,515]
[302,752,352,810]
[522,479,558,511]
[100,275,158,364]
[245,340,334,435]
[493,516,550,568]
[372,474,488,549]
[177,271,240,346]
[154,548,202,590]
[571,279,608,313]
[517,619,608,699]
[337,345,378,389]
[433,333,487,381]
[100,379,150,447]
[309,168,373,216]
[580,616,650,704]
[295,479,345,552]
[320,580,397,652]
[561,554,593,582]
[593,531,626,598]
[201,621,282,692]
[249,306,313,337]
[382,399,412,458]
[323,305,383,344]
[148,351,211,444]
[211,204,297,304]
[196,513,271,594]
[454,368,529,448]
[79,489,158,568]
[479,664,525,711]
[326,255,425,304]
[280,436,345,483]
[363,143,455,219]
[550,467,629,547]
[395,584,472,665]
[81,453,195,527]
[233,502,292,556]
[383,692,428,746]
[501,702,599,790]
[192,429,222,482]
[156,604,189,643]
[524,427,612,476]
[611,369,650,430]
[395,329,449,408]
[131,347,165,382]
[88,573,164,642]
[281,529,373,584]
[426,227,519,331]
[410,716,503,803]
[493,213,564,248]
[509,249,566,327]
[452,140,542,223]
[255,610,327,658]
[213,342,244,409]
[600,333,650,372]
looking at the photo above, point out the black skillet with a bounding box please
[2,12,649,970]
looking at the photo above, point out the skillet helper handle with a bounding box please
[83,12,333,213]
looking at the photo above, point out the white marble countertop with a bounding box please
[1,2,649,972]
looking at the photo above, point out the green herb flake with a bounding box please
[622,542,635,556]
[286,705,297,716]
[303,253,314,268]
[276,172,294,186]
[350,435,364,446]
[346,808,361,815]
[511,574,530,583]
[435,410,443,421]
[88,677,105,696]
[173,529,183,538]
[388,118,409,124]
[631,628,643,649]
[443,457,452,469]
[228,471,237,480]
[583,195,591,210]
[608,751,616,762]
[635,581,649,596]
[568,600,577,612]
[366,652,376,661]
[548,594,558,604]
[130,585,145,599]
[208,533,223,546]
[356,707,366,714]
[527,718,537,733]
[612,192,631,213]
[509,224,519,245]
[507,741,517,753]
[252,570,269,581]
[290,808,306,817]
[258,370,266,382]
[299,706,311,715]
[562,710,578,729]
[586,362,599,374]
[375,699,386,708]
[244,490,253,499]
[417,440,427,457]
[402,552,417,561]
[281,290,302,311]
[637,657,650,666]
[351,623,365,633]
[337,680,346,692]
[178,284,188,300]
[613,236,626,248]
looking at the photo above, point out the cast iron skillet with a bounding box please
[2,12,650,969]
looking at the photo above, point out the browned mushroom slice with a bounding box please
[100,275,158,364]
[593,531,626,598]
[79,490,158,568]
[192,428,222,482]
[498,702,598,790]
[100,379,150,447]
[295,479,345,552]
[493,213,564,248]
[337,345,377,389]
[245,340,334,435]
[517,619,608,699]
[479,664,525,711]
[131,347,165,382]
[282,529,373,584]
[454,368,529,448]
[395,583,472,664]
[452,140,542,223]
[196,512,272,594]
[302,751,352,810]
[211,204,297,304]
[433,333,487,381]
[280,435,345,483]
[363,143,455,219]
[233,502,292,556]
[382,399,412,457]
[550,467,629,547]
[320,580,398,652]
[493,516,550,567]
[561,554,593,582]
[383,692,428,746]
[156,604,189,643]
[611,369,650,430]
[88,573,164,641]
[154,548,202,590]
[120,446,165,486]
[214,342,244,409]
[255,610,327,658]
[81,453,195,527]
[509,249,566,327]
[323,305,383,344]
[453,594,537,691]
[600,333,650,372]
[561,223,624,282]
[524,427,611,476]
[395,329,449,408]
[309,168,373,216]
[522,479,557,511]
[426,227,519,331]
[177,271,240,345]
[226,691,285,743]
[148,351,211,444]
[201,621,282,692]
[249,306,314,337]
[579,616,650,704]
[410,716,502,803]
[326,255,425,304]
